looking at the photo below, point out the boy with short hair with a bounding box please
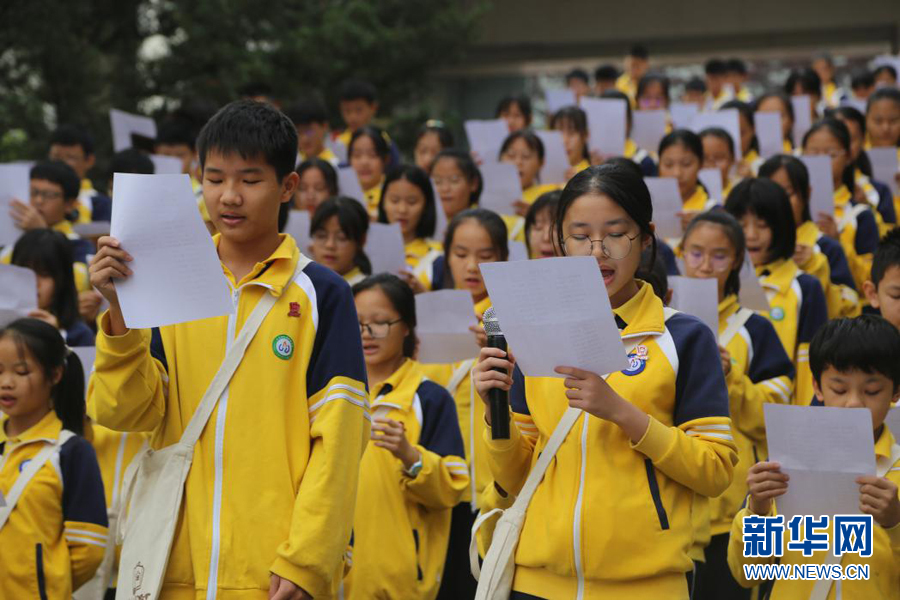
[88,100,369,599]
[864,227,900,331]
[594,64,620,96]
[285,97,338,165]
[48,124,112,221]
[154,116,199,179]
[727,315,900,599]
[335,78,379,148]
[565,68,590,102]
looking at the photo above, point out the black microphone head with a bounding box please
[483,306,502,336]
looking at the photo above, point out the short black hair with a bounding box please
[705,59,727,76]
[311,196,372,275]
[12,229,80,330]
[49,124,94,156]
[629,44,649,60]
[499,129,545,163]
[155,116,196,149]
[685,77,707,93]
[725,58,747,75]
[867,86,900,113]
[724,178,796,263]
[851,69,875,90]
[658,129,703,163]
[758,154,811,222]
[196,100,298,180]
[352,273,417,357]
[339,78,377,104]
[443,208,509,289]
[524,190,560,256]
[348,126,391,162]
[110,149,155,175]
[378,164,437,239]
[566,68,590,84]
[495,94,533,125]
[284,97,329,126]
[700,127,736,159]
[30,160,80,200]
[785,68,821,97]
[873,65,898,81]
[296,158,338,196]
[594,64,620,81]
[871,227,900,288]
[636,73,670,104]
[753,91,794,122]
[550,106,589,162]
[416,120,454,149]
[810,315,900,388]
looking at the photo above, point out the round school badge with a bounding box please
[622,345,649,376]
[272,335,294,360]
[770,307,785,322]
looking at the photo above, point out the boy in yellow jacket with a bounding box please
[87,100,370,600]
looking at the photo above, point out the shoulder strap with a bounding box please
[412,248,442,279]
[447,359,477,394]
[838,202,869,232]
[719,308,754,348]
[178,254,311,448]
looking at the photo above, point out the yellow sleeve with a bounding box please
[727,507,777,589]
[402,448,469,509]
[726,367,793,445]
[794,342,815,405]
[483,410,537,499]
[66,521,108,589]
[87,312,167,432]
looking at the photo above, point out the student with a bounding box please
[154,115,200,177]
[759,154,859,319]
[802,118,880,293]
[720,100,760,177]
[864,87,900,220]
[414,120,454,172]
[430,149,481,221]
[601,89,658,176]
[473,163,737,599]
[615,44,650,101]
[496,94,533,133]
[659,129,713,230]
[725,58,753,102]
[335,78,379,148]
[700,127,738,200]
[309,196,372,286]
[377,164,442,289]
[728,315,900,599]
[636,73,670,110]
[873,64,899,88]
[565,68,591,102]
[294,158,338,213]
[724,178,828,404]
[680,211,795,600]
[594,64,620,96]
[499,130,560,212]
[683,77,707,108]
[704,59,732,111]
[864,227,900,330]
[285,97,338,166]
[851,69,876,103]
[345,274,468,600]
[0,318,108,599]
[525,190,559,259]
[550,106,591,178]
[754,92,796,152]
[349,125,391,217]
[49,124,111,222]
[785,68,822,121]
[811,52,845,108]
[87,100,369,599]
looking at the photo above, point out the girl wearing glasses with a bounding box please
[346,274,468,600]
[802,118,879,293]
[472,164,737,600]
[724,178,828,405]
[759,154,859,318]
[680,210,794,600]
[308,197,372,286]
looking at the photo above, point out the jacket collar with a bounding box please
[796,220,821,247]
[683,185,709,211]
[0,410,62,446]
[833,185,852,209]
[616,281,665,339]
[718,294,741,321]
[370,359,423,411]
[215,233,299,296]
[875,424,897,461]
[474,296,492,322]
[756,258,797,296]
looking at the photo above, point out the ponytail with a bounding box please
[56,350,85,435]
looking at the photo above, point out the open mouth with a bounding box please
[220,213,246,227]
[600,266,616,286]
[362,342,380,355]
[0,395,16,409]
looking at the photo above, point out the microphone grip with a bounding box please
[487,333,510,439]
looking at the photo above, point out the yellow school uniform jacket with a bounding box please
[486,282,737,600]
[856,170,893,236]
[365,179,384,219]
[501,214,526,242]
[87,234,370,600]
[345,359,468,600]
[0,412,108,599]
[783,139,794,154]
[742,148,763,176]
[336,128,352,149]
[522,182,562,205]
[625,138,658,176]
[727,424,900,599]
[683,185,715,212]
[796,220,860,319]
[756,258,828,405]
[571,158,590,178]
[406,237,443,291]
[343,266,367,287]
[615,73,637,102]
[833,184,879,293]
[419,295,493,509]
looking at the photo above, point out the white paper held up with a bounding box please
[0,163,30,247]
[755,111,784,159]
[415,290,479,364]
[791,96,813,148]
[632,110,667,157]
[283,210,311,254]
[508,240,529,262]
[480,162,523,216]
[800,155,835,218]
[430,179,448,241]
[464,119,508,165]
[110,109,157,152]
[886,406,900,441]
[690,110,742,160]
[0,264,37,327]
[365,222,407,277]
[545,89,577,115]
[738,251,770,312]
[668,276,719,334]
[337,166,367,205]
[698,168,724,205]
[535,130,569,185]
[581,97,627,156]
[670,102,699,130]
[73,221,111,238]
[869,147,899,196]
[644,177,683,240]
[149,154,184,175]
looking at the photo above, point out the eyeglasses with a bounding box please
[683,249,734,272]
[562,233,640,260]
[433,176,464,187]
[312,231,351,246]
[359,319,402,339]
[30,189,63,202]
[804,148,846,159]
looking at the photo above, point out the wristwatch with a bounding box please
[404,457,424,478]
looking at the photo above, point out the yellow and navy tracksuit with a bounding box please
[857,168,897,230]
[683,185,716,213]
[625,138,658,177]
[79,179,112,222]
[615,73,637,103]
[795,220,860,319]
[756,258,828,405]
[406,237,443,291]
[345,359,468,600]
[833,184,879,293]
[343,266,367,287]
[87,234,370,599]
[727,423,900,599]
[365,179,384,219]
[485,282,737,599]
[522,182,562,205]
[0,411,108,599]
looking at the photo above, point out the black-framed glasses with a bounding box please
[562,233,640,260]
[359,319,402,339]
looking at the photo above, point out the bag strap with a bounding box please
[719,308,754,348]
[178,254,311,449]
[0,429,75,531]
[412,248,442,279]
[447,359,476,394]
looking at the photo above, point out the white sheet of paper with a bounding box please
[764,404,876,520]
[670,102,700,130]
[149,154,184,175]
[415,290,479,363]
[644,177,683,240]
[545,89,577,115]
[690,110,742,160]
[110,173,234,328]
[869,147,899,196]
[698,168,724,205]
[886,406,900,441]
[791,96,813,148]
[431,179,448,241]
[72,346,96,395]
[326,138,348,164]
[284,210,311,254]
[800,155,835,217]
[738,251,770,312]
[464,119,508,165]
[755,111,784,159]
[668,276,719,334]
[841,97,868,116]
[73,221,111,238]
[480,162,523,216]
[508,240,529,262]
[581,97,627,156]
[632,110,667,157]
[479,257,629,377]
[364,222,406,276]
[0,264,37,327]
[0,163,30,247]
[535,130,569,185]
[337,166,367,205]
[110,109,157,152]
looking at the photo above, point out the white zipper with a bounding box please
[572,416,588,600]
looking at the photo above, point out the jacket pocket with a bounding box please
[412,528,423,581]
[35,543,48,600]
[643,459,670,530]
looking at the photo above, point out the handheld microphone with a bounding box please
[482,307,510,439]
